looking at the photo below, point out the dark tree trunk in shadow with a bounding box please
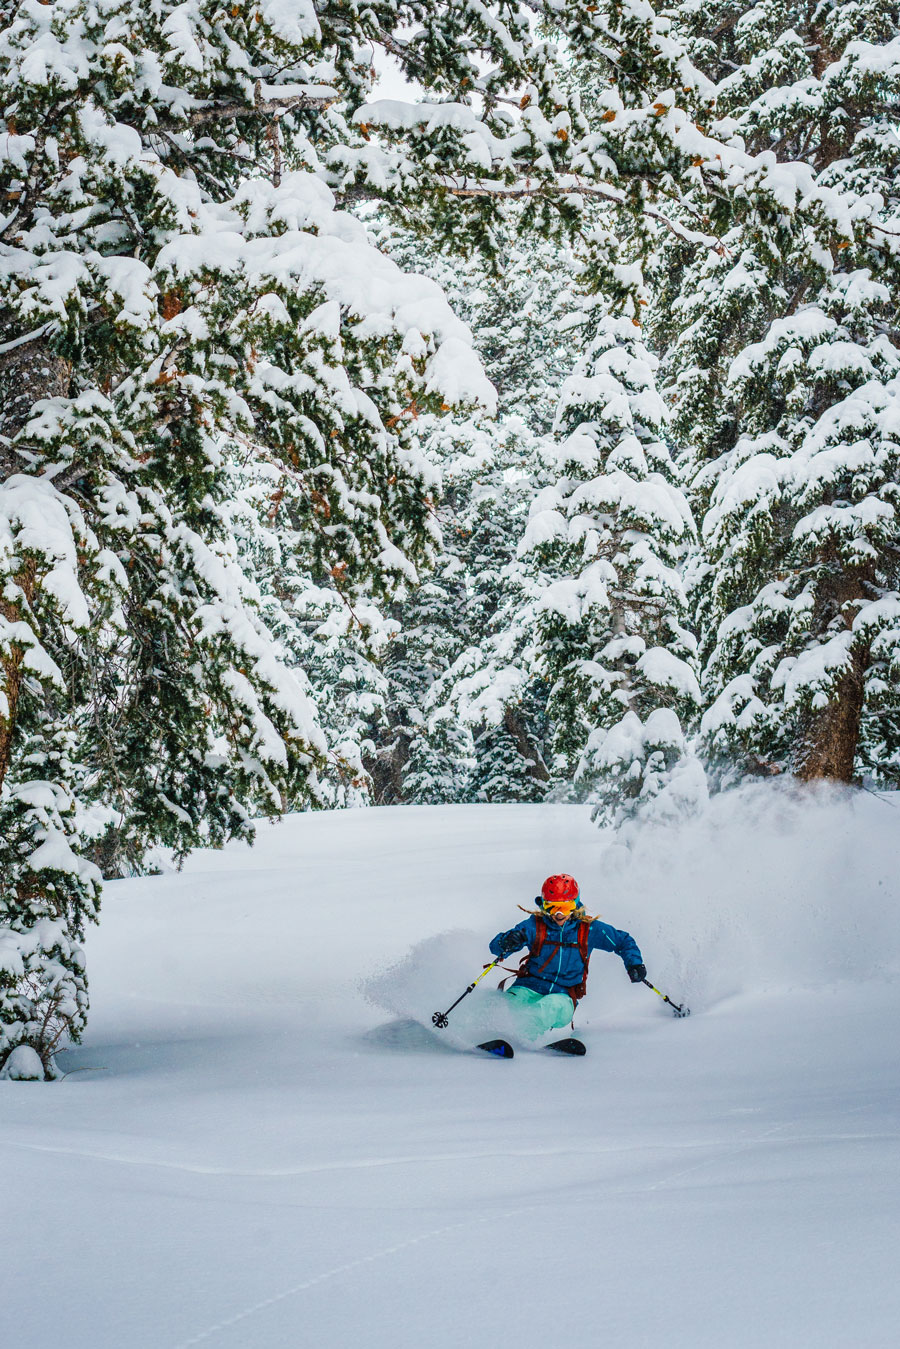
[503,706,549,783]
[364,729,412,805]
[793,558,872,784]
[795,641,868,784]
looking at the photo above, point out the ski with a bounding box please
[546,1038,586,1056]
[476,1039,514,1058]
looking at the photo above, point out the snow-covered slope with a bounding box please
[2,794,899,1348]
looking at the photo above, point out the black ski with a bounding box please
[546,1038,586,1056]
[477,1039,514,1058]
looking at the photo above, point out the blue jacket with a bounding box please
[489,914,643,997]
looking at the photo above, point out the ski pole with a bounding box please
[642,977,690,1018]
[432,958,502,1029]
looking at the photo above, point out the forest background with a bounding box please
[1,0,898,1074]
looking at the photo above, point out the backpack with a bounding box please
[508,916,592,1006]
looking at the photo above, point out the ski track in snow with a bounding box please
[171,1206,524,1349]
[6,1128,899,1181]
[170,1119,894,1348]
[165,1128,781,1348]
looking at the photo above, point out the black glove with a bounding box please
[627,964,647,984]
[497,932,521,959]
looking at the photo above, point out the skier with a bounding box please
[488,873,646,1054]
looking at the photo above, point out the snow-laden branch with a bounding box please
[183,84,338,128]
[430,177,722,250]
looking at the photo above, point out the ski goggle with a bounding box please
[543,899,578,919]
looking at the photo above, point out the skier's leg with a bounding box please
[505,987,574,1040]
[532,993,577,1036]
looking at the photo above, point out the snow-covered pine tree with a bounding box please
[362,408,551,807]
[0,0,496,1073]
[223,458,394,809]
[441,415,554,803]
[411,405,560,803]
[358,218,581,804]
[519,310,701,823]
[387,229,579,435]
[658,0,900,787]
[363,541,474,806]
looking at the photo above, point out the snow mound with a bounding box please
[0,1045,44,1080]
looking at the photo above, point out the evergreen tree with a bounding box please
[466,682,551,804]
[449,418,554,802]
[657,0,900,787]
[0,0,494,1072]
[224,458,395,808]
[365,409,551,805]
[422,411,556,802]
[359,218,582,805]
[521,312,701,822]
[364,558,474,806]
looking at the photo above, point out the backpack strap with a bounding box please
[512,915,545,983]
[566,921,592,1006]
[498,916,546,990]
[503,917,592,1005]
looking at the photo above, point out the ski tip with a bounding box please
[545,1038,586,1056]
[476,1039,515,1059]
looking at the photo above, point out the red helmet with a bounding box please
[541,874,580,909]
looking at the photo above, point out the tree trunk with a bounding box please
[0,559,37,794]
[0,330,71,456]
[503,706,549,783]
[792,547,874,784]
[364,728,412,805]
[794,642,868,783]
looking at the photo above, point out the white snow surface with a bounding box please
[3,792,900,1348]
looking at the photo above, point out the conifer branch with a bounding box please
[0,323,53,356]
[433,179,722,250]
[337,177,720,251]
[183,90,337,127]
[372,30,430,84]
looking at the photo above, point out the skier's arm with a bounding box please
[490,917,534,959]
[587,919,643,970]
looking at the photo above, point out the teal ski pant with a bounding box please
[505,985,574,1039]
